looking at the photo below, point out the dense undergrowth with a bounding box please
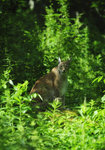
[0,69,105,150]
[1,0,105,149]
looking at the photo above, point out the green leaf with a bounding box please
[9,79,14,86]
[92,76,103,83]
[101,95,105,102]
[98,76,103,82]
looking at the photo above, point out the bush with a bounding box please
[39,1,102,105]
[0,69,105,149]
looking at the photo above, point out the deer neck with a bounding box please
[52,67,66,79]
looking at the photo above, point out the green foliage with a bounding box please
[0,70,105,149]
[0,0,105,103]
[39,1,103,104]
[1,0,105,149]
[0,1,45,87]
[40,0,71,69]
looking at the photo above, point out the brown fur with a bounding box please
[30,58,71,106]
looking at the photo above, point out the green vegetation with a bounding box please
[0,0,105,149]
[0,70,105,149]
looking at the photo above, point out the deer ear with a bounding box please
[58,57,61,64]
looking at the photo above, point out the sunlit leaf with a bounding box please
[9,79,14,86]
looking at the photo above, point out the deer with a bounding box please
[30,58,71,109]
